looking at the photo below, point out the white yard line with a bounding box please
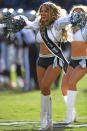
[0,117,87,128]
[54,124,87,128]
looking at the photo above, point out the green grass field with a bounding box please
[0,73,87,131]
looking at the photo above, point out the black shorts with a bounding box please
[36,57,60,69]
[69,59,82,69]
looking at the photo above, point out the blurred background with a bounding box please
[0,0,87,11]
[0,0,87,92]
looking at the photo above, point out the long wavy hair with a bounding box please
[36,2,70,42]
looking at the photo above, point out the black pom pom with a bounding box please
[12,17,26,33]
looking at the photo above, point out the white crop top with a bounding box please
[71,22,87,42]
[36,28,62,43]
[71,29,85,41]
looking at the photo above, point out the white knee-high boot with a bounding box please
[40,94,53,130]
[65,90,77,123]
[40,94,47,130]
[63,95,77,123]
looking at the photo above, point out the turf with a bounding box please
[0,74,87,130]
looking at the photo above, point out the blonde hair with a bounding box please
[36,2,70,42]
[70,4,87,13]
[37,2,62,29]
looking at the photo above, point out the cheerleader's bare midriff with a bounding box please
[40,42,59,55]
[71,41,87,57]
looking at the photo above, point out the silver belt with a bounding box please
[39,53,54,58]
[71,56,87,60]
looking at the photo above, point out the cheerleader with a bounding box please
[61,5,87,123]
[14,2,71,130]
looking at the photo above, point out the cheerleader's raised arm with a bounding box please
[53,14,71,31]
[24,17,40,30]
[14,15,40,30]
